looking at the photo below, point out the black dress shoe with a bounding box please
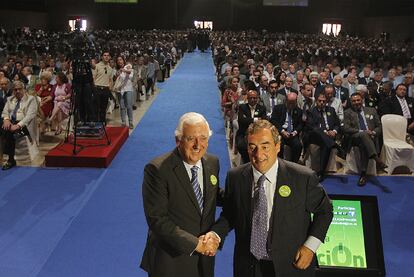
[317,172,326,182]
[358,175,367,186]
[2,160,16,170]
[376,161,388,172]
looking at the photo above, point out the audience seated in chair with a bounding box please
[303,93,340,181]
[49,72,71,135]
[35,71,54,134]
[270,93,303,163]
[236,90,267,164]
[1,81,38,170]
[342,93,387,186]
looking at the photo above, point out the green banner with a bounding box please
[316,199,367,268]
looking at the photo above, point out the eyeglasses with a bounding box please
[248,97,258,99]
[181,135,208,143]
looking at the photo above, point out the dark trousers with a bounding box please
[254,260,275,277]
[279,135,302,163]
[350,132,378,173]
[308,130,335,173]
[74,82,96,123]
[236,134,250,164]
[1,120,30,162]
[95,86,110,123]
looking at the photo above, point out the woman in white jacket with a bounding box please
[114,56,134,129]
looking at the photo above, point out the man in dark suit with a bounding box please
[141,112,222,277]
[256,74,269,97]
[342,93,387,186]
[209,120,333,277]
[0,77,11,112]
[357,66,373,85]
[236,90,268,164]
[276,76,298,96]
[380,84,414,135]
[261,80,285,116]
[314,71,329,99]
[332,75,349,108]
[270,93,303,163]
[305,93,340,180]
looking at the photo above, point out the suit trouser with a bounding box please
[95,86,110,123]
[254,260,275,277]
[350,132,378,173]
[0,119,31,161]
[308,130,335,173]
[236,134,250,164]
[74,82,96,123]
[280,135,302,163]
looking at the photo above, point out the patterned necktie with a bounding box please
[358,110,367,130]
[11,100,21,122]
[400,98,411,119]
[250,174,270,260]
[287,111,293,132]
[302,102,308,121]
[320,110,327,130]
[335,87,341,99]
[191,166,203,212]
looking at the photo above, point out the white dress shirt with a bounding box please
[183,160,204,195]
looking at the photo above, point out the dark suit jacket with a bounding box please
[358,77,372,85]
[313,83,326,99]
[270,104,303,135]
[306,106,340,134]
[237,103,268,137]
[333,86,349,104]
[0,89,11,115]
[212,159,333,277]
[342,107,382,152]
[379,95,414,125]
[277,87,298,96]
[141,149,221,277]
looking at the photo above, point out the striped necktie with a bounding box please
[11,100,21,122]
[190,166,203,212]
[400,98,411,119]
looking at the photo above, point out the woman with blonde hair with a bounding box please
[35,71,54,133]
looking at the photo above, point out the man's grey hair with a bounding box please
[309,71,319,78]
[175,112,212,140]
[356,84,367,92]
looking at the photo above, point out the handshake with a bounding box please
[195,231,220,256]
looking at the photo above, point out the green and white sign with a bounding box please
[317,199,367,268]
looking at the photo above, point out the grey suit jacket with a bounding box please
[342,107,382,152]
[342,107,382,135]
[260,93,286,114]
[212,159,333,277]
[141,148,220,277]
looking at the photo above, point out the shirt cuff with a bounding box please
[190,232,222,256]
[210,231,222,243]
[303,236,322,253]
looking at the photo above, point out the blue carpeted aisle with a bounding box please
[0,51,413,277]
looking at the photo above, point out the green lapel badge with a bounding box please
[210,175,218,186]
[279,185,291,197]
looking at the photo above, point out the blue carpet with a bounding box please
[0,51,412,277]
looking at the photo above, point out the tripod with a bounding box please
[64,28,110,155]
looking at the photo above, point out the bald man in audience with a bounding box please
[270,92,303,163]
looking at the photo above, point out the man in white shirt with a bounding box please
[209,120,333,277]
